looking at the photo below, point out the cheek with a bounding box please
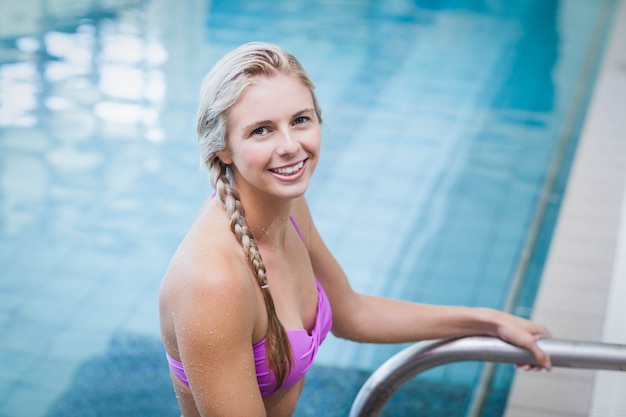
[306,128,322,153]
[235,144,270,170]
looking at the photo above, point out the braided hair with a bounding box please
[195,42,322,390]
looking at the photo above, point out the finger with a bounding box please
[526,341,552,371]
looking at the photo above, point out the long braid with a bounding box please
[210,158,293,389]
[196,42,321,392]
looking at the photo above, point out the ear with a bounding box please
[216,150,233,165]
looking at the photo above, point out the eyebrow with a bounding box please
[241,108,316,134]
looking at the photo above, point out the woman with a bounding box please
[159,42,552,417]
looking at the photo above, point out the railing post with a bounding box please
[348,336,626,417]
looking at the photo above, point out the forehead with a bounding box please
[228,73,314,127]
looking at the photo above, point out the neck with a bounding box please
[237,189,295,248]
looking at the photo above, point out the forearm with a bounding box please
[332,294,501,344]
[331,293,553,370]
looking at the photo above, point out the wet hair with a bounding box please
[194,42,322,390]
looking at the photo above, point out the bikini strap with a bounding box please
[289,216,305,243]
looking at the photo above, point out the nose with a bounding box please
[276,129,299,156]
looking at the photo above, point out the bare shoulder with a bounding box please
[163,237,251,306]
[158,202,268,413]
[159,203,259,352]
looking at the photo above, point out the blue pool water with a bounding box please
[0,0,618,416]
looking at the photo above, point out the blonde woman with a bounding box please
[158,42,552,417]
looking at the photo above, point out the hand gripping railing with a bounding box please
[349,336,626,417]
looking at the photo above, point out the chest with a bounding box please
[258,228,318,332]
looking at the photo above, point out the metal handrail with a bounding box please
[349,336,626,417]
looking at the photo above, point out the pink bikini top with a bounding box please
[166,216,333,398]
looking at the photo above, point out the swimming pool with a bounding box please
[0,0,617,416]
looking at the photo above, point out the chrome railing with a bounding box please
[349,336,626,417]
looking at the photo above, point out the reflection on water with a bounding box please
[0,1,171,242]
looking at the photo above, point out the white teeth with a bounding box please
[272,161,304,175]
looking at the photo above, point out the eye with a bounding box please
[293,116,310,125]
[251,126,268,136]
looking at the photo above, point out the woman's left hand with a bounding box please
[494,312,553,371]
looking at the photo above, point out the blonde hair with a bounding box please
[195,42,322,390]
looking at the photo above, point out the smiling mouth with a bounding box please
[269,160,305,176]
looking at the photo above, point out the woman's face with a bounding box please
[220,73,321,201]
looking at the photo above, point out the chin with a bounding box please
[277,186,308,200]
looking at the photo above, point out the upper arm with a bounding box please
[168,259,266,416]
